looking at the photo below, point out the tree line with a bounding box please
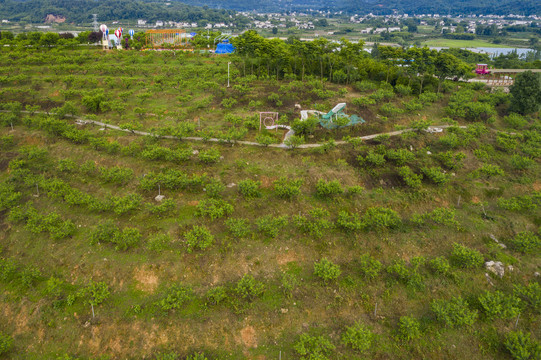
[0,0,243,24]
[230,30,472,91]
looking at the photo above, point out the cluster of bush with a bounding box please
[8,202,76,240]
[499,189,541,210]
[90,221,142,251]
[139,169,207,192]
[0,257,42,288]
[153,273,264,315]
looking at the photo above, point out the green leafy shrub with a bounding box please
[514,283,541,313]
[498,195,539,212]
[56,158,78,173]
[79,281,110,306]
[139,170,206,192]
[428,256,451,276]
[255,134,275,146]
[504,331,540,360]
[116,227,142,251]
[477,164,505,177]
[403,99,424,112]
[274,177,303,199]
[386,258,425,290]
[235,274,264,301]
[380,103,403,116]
[395,84,412,96]
[255,215,288,238]
[8,204,75,240]
[386,149,415,165]
[281,271,299,298]
[195,199,233,220]
[20,266,41,287]
[397,316,421,341]
[503,113,529,129]
[198,148,221,163]
[90,221,141,251]
[221,97,237,109]
[336,211,363,233]
[294,207,333,238]
[496,133,520,153]
[206,286,227,306]
[205,179,225,198]
[511,155,535,171]
[370,88,394,101]
[147,198,176,216]
[110,194,142,215]
[0,182,21,212]
[446,89,496,121]
[284,134,305,149]
[412,207,459,228]
[225,218,251,239]
[422,166,450,185]
[341,322,374,353]
[450,243,483,268]
[314,258,341,283]
[315,179,343,198]
[436,151,465,170]
[431,296,478,327]
[146,233,171,252]
[184,225,214,253]
[0,332,13,356]
[398,166,423,189]
[508,231,540,254]
[98,166,134,184]
[359,150,386,167]
[0,134,15,150]
[294,333,335,360]
[478,291,521,320]
[419,91,443,104]
[0,258,18,283]
[155,352,180,360]
[362,207,401,231]
[346,185,364,196]
[157,285,194,311]
[81,89,106,113]
[45,276,64,297]
[291,117,319,136]
[141,145,191,163]
[238,179,262,198]
[359,254,382,280]
[186,353,208,360]
[354,80,377,92]
[352,96,376,107]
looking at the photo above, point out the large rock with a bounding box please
[485,261,505,278]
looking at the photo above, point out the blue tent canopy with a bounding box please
[215,41,235,54]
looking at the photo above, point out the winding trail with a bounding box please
[7,111,461,149]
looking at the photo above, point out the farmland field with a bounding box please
[0,45,540,360]
[422,38,510,48]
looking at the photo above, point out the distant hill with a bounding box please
[0,0,538,26]
[0,0,239,24]
[174,0,541,15]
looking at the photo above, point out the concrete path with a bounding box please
[7,111,460,149]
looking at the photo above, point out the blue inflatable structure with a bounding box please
[215,40,235,54]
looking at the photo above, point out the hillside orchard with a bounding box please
[0,33,540,359]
